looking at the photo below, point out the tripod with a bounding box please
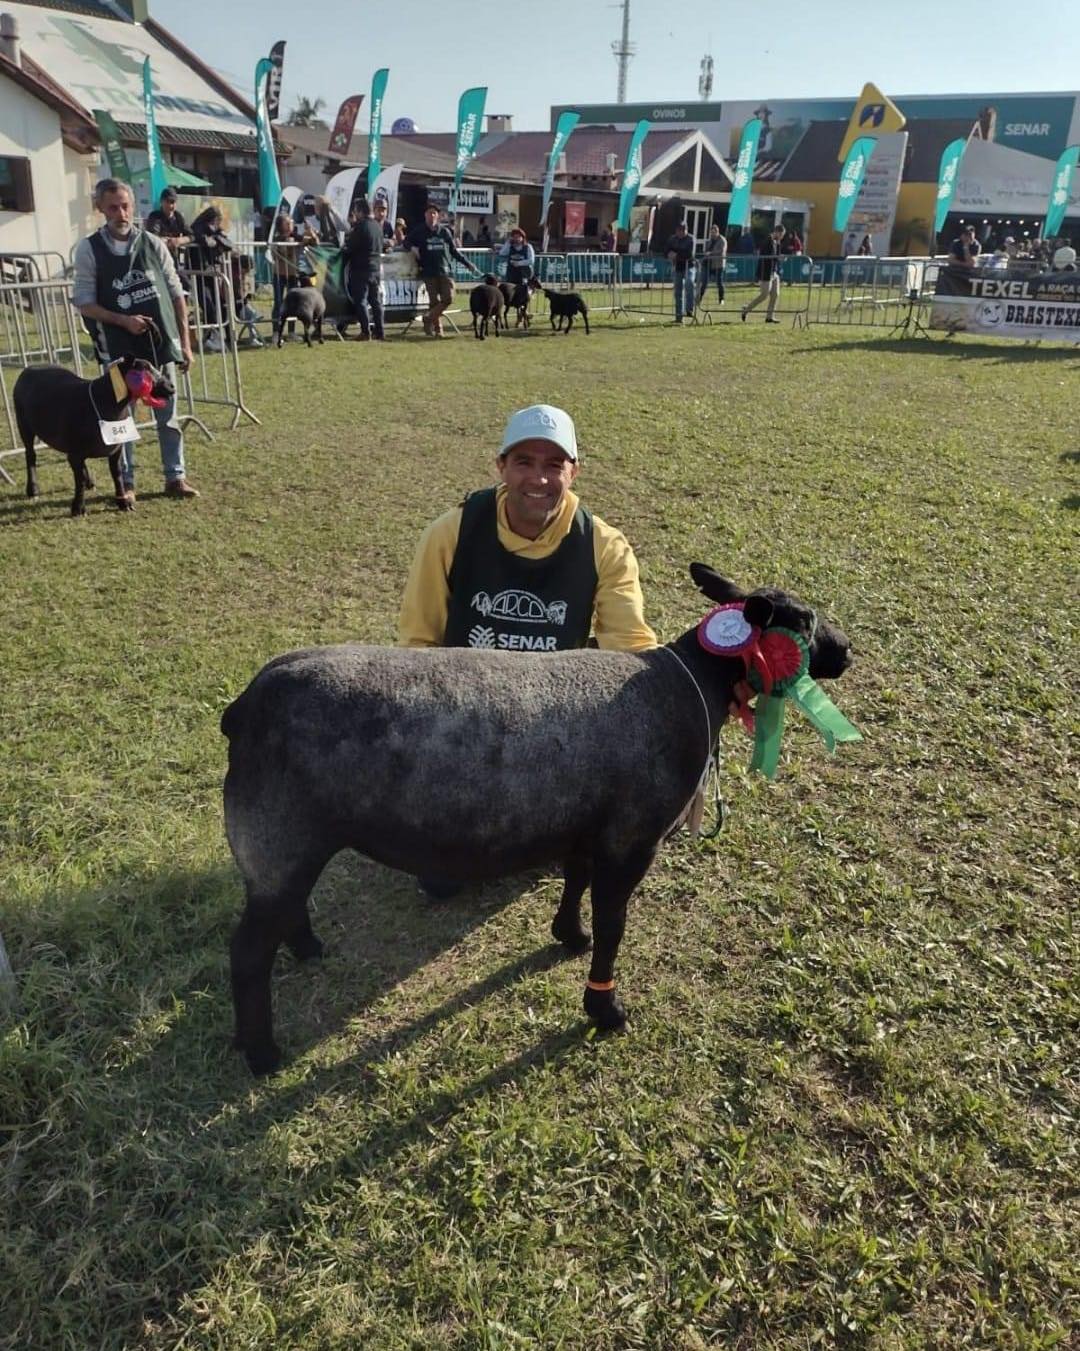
[888,289,932,339]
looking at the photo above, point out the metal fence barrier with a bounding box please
[0,264,259,487]
[805,255,948,330]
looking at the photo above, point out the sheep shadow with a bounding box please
[5,854,593,1344]
[1060,449,1080,463]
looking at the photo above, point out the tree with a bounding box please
[285,96,328,129]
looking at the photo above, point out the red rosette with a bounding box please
[751,627,809,696]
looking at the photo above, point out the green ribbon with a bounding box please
[788,674,863,752]
[748,676,862,780]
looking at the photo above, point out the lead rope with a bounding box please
[658,647,727,840]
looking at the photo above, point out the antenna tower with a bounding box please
[611,0,635,104]
[698,53,714,101]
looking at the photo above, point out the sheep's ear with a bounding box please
[744,593,775,628]
[690,563,746,604]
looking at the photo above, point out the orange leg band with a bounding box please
[586,979,616,992]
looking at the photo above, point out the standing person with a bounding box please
[392,217,408,247]
[665,219,697,324]
[144,186,190,261]
[600,222,616,252]
[343,199,385,341]
[71,177,198,501]
[741,223,785,324]
[950,224,981,269]
[701,223,727,306]
[188,206,234,352]
[269,213,317,340]
[398,402,656,901]
[477,220,493,247]
[497,226,535,287]
[371,199,394,243]
[407,204,480,336]
[856,234,873,256]
[398,403,656,653]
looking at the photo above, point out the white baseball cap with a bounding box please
[498,404,578,460]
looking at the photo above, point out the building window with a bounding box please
[0,157,33,212]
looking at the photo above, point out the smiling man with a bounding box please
[398,404,655,653]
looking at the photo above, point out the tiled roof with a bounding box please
[112,120,275,153]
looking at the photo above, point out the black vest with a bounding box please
[444,488,597,651]
[86,231,174,364]
[503,242,533,284]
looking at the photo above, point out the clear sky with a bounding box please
[152,0,1080,132]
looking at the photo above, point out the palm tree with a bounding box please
[285,96,328,129]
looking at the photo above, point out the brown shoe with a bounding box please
[421,314,433,336]
[165,478,200,499]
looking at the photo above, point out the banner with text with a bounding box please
[142,59,169,205]
[843,130,908,255]
[565,201,586,237]
[931,264,1080,341]
[934,138,967,235]
[616,119,650,231]
[254,57,282,209]
[368,162,403,226]
[93,108,131,183]
[1045,145,1080,236]
[728,117,762,230]
[328,94,364,157]
[542,109,580,235]
[451,86,487,213]
[368,68,389,185]
[834,136,877,234]
[265,41,285,123]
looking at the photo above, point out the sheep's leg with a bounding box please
[582,309,591,335]
[82,462,94,489]
[22,425,37,498]
[106,450,132,509]
[582,846,655,1032]
[552,853,591,953]
[69,458,87,516]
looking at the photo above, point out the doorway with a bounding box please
[685,206,711,251]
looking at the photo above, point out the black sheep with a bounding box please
[469,274,504,340]
[15,353,174,516]
[528,277,590,334]
[276,279,325,348]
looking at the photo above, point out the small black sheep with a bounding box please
[528,277,590,335]
[276,279,325,348]
[470,274,504,340]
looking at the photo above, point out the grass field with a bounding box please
[1,320,1077,1349]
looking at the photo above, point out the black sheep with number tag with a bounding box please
[15,353,174,517]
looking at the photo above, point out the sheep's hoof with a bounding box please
[241,1040,283,1077]
[115,492,136,512]
[552,916,591,953]
[287,931,324,962]
[583,986,627,1032]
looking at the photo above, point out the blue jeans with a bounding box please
[674,265,697,320]
[119,361,185,488]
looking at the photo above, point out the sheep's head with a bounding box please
[690,562,852,681]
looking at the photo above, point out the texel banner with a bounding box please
[1045,145,1080,236]
[254,57,282,210]
[327,94,364,157]
[141,59,169,205]
[451,86,487,213]
[616,119,650,231]
[93,109,131,183]
[931,264,1080,342]
[368,68,389,186]
[541,110,580,235]
[728,117,762,231]
[833,135,877,234]
[265,41,286,123]
[933,138,967,235]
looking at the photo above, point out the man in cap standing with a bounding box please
[399,404,655,653]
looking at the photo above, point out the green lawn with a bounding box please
[1,321,1077,1349]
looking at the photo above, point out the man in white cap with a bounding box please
[398,404,655,653]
